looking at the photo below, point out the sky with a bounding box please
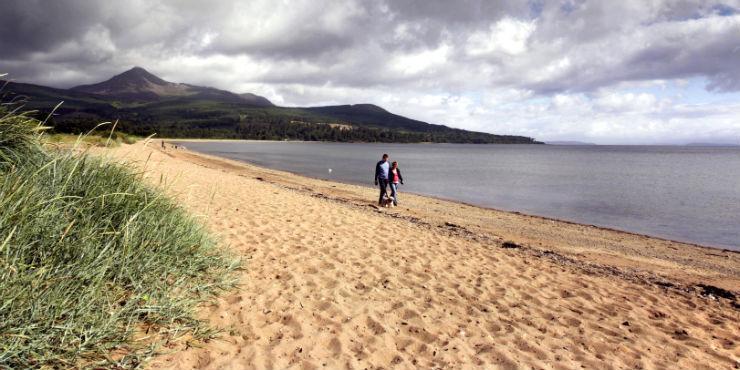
[2,0,740,144]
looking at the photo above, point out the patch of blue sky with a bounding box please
[601,77,740,105]
[674,77,740,104]
[712,3,737,16]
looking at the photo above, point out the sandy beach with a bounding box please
[105,141,738,369]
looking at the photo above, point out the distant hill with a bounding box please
[306,104,446,132]
[684,142,740,147]
[1,67,540,144]
[239,92,274,107]
[547,140,597,145]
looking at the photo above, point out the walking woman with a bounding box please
[389,161,404,206]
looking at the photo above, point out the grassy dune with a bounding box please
[43,131,140,147]
[0,105,238,368]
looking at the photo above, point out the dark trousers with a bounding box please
[377,179,389,204]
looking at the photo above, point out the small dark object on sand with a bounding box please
[673,329,690,340]
[255,177,264,181]
[697,284,736,300]
[501,241,522,249]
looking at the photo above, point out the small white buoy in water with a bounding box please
[328,168,333,173]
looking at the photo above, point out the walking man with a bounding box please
[374,153,390,205]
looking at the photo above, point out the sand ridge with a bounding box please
[106,141,738,369]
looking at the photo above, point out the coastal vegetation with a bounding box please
[44,131,140,147]
[0,104,238,368]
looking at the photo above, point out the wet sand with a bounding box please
[106,141,738,369]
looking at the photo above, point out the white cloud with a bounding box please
[2,0,740,143]
[390,44,450,75]
[593,92,664,113]
[465,18,535,56]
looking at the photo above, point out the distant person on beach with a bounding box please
[374,153,390,205]
[389,161,404,206]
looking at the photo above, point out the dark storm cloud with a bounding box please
[0,1,99,58]
[1,0,740,94]
[383,0,531,23]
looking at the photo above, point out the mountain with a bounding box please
[71,67,179,99]
[70,67,272,106]
[1,68,540,144]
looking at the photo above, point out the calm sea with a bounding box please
[176,141,740,251]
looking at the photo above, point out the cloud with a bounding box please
[465,18,536,57]
[1,0,739,143]
[593,92,665,113]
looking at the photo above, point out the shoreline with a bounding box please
[167,138,740,148]
[174,140,738,254]
[155,140,739,292]
[165,138,545,145]
[105,140,738,369]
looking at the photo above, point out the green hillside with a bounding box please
[2,68,541,144]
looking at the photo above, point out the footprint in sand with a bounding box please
[328,337,342,355]
[365,316,386,335]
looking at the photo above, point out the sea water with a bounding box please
[177,141,740,250]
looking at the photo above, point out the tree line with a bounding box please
[47,110,540,144]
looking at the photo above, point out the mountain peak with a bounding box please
[69,67,273,105]
[111,66,168,85]
[71,67,182,99]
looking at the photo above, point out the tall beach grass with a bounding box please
[0,104,238,368]
[44,131,141,148]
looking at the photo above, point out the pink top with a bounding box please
[391,169,399,183]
